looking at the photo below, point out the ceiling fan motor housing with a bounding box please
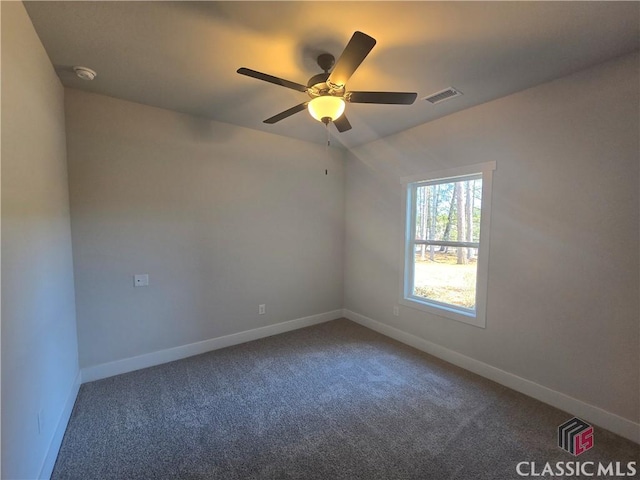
[307,73,345,99]
[307,54,345,99]
[307,72,330,89]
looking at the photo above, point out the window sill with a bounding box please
[399,296,486,328]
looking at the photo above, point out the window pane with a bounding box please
[412,248,477,310]
[414,178,482,243]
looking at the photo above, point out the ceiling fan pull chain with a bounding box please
[325,123,331,175]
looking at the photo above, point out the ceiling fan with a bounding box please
[237,31,417,133]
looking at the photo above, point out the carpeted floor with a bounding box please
[52,319,638,479]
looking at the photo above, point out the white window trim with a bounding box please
[399,161,496,328]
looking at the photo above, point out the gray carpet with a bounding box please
[52,319,638,479]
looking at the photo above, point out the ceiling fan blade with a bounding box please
[263,103,308,124]
[347,91,418,105]
[333,115,352,133]
[237,68,308,93]
[327,31,376,88]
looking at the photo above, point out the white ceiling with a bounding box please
[24,1,639,148]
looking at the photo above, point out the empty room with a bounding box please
[1,1,639,479]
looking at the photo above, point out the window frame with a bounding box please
[399,161,496,328]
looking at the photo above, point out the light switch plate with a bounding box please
[134,274,149,287]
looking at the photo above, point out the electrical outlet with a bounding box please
[134,274,149,287]
[393,305,399,316]
[258,304,265,315]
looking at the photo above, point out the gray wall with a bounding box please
[64,89,345,368]
[1,3,80,479]
[344,52,639,424]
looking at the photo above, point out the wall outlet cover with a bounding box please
[134,274,149,287]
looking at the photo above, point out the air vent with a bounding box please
[423,87,462,104]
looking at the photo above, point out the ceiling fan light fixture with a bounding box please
[308,96,345,123]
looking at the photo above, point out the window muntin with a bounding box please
[401,162,495,327]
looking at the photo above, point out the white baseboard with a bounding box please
[81,310,343,383]
[344,309,640,444]
[39,370,81,480]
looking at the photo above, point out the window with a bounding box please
[400,162,495,327]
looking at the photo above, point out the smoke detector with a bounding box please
[73,66,97,81]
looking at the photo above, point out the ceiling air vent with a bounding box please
[423,87,462,104]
